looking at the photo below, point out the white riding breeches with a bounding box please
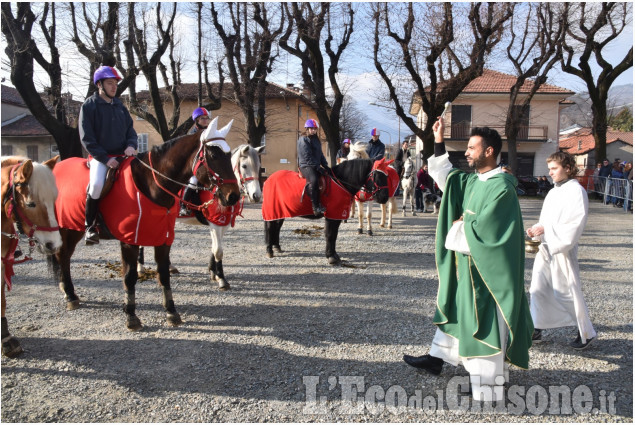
[88,158,108,199]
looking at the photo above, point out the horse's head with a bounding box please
[232,145,264,203]
[367,158,393,204]
[1,156,62,254]
[403,157,414,178]
[198,117,241,207]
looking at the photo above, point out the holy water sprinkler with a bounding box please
[441,101,451,118]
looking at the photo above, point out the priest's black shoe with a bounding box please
[402,354,443,375]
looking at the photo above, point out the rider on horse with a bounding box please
[297,119,330,216]
[180,107,212,216]
[336,139,351,164]
[79,66,137,245]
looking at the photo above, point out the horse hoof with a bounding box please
[126,316,143,331]
[413,212,417,216]
[367,230,373,236]
[388,225,393,229]
[357,228,363,235]
[66,300,80,311]
[218,279,230,291]
[379,224,385,228]
[169,265,180,274]
[266,248,274,258]
[2,336,24,358]
[273,245,283,253]
[166,313,182,327]
[327,255,341,265]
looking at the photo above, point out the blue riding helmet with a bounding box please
[305,119,318,128]
[93,66,123,85]
[192,107,210,121]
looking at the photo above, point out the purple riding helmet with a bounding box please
[192,107,210,121]
[305,119,318,128]
[93,66,123,85]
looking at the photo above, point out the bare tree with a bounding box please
[503,3,564,174]
[372,2,512,157]
[559,2,633,162]
[279,2,355,164]
[1,2,83,158]
[338,95,368,142]
[210,2,285,148]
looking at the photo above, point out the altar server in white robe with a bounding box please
[526,151,596,350]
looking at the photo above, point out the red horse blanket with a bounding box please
[198,189,244,227]
[54,157,178,246]
[354,165,400,202]
[262,170,352,221]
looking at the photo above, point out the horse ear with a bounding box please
[255,146,265,155]
[16,160,33,183]
[240,145,250,155]
[217,119,234,139]
[200,117,220,142]
[43,155,60,170]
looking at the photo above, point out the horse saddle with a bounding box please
[85,158,123,199]
[297,170,328,196]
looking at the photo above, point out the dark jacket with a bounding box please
[297,135,328,168]
[366,138,385,162]
[599,164,612,178]
[79,92,138,164]
[336,147,350,161]
[394,147,411,175]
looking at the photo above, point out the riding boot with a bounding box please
[180,187,195,216]
[85,195,100,245]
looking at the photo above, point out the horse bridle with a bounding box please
[330,166,388,199]
[2,163,60,274]
[144,140,238,211]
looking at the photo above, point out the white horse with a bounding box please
[345,142,376,236]
[139,144,264,290]
[379,163,399,229]
[400,157,416,216]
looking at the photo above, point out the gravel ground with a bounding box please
[1,197,632,422]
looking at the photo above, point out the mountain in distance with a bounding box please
[561,83,633,130]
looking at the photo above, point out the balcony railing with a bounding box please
[446,123,548,141]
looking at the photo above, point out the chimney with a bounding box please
[302,83,311,99]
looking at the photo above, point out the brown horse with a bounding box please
[1,156,61,358]
[50,117,241,331]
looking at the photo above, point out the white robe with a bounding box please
[529,179,596,343]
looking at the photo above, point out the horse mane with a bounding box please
[347,142,369,160]
[1,156,58,205]
[332,158,373,193]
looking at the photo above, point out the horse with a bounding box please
[400,157,416,216]
[263,158,391,265]
[138,144,264,290]
[1,156,61,358]
[346,143,376,236]
[50,117,241,331]
[378,163,400,229]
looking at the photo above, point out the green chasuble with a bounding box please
[434,169,534,369]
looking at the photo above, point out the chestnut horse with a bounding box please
[50,118,240,331]
[139,144,264,290]
[1,156,61,357]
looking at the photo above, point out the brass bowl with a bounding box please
[525,239,541,254]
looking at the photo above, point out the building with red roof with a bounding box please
[409,69,575,176]
[559,127,633,169]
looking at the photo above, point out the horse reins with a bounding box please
[141,140,238,211]
[2,163,60,290]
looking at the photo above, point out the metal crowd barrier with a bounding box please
[578,175,633,212]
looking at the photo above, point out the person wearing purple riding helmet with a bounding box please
[297,119,329,215]
[180,107,212,216]
[79,65,137,245]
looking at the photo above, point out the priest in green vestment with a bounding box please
[403,117,533,402]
